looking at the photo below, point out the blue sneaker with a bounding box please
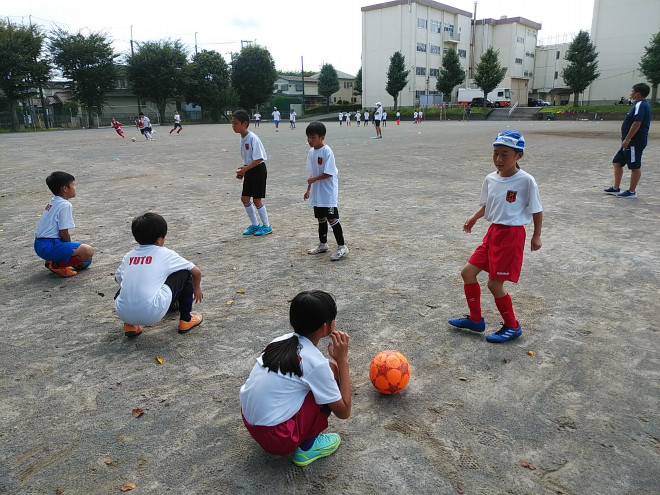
[603,186,620,194]
[292,433,341,466]
[448,316,485,332]
[254,225,272,236]
[243,224,260,235]
[617,190,637,198]
[72,258,93,271]
[486,323,522,343]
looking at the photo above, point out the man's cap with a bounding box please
[493,130,525,151]
[273,106,277,109]
[376,102,381,106]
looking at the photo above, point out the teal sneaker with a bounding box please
[243,224,260,235]
[254,225,273,236]
[292,433,341,466]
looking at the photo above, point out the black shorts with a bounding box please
[613,145,644,170]
[375,120,381,127]
[242,162,267,198]
[173,122,182,128]
[313,206,339,220]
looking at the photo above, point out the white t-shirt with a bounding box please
[480,169,543,226]
[355,112,361,121]
[290,111,296,122]
[382,112,388,120]
[240,131,267,165]
[306,144,338,207]
[414,111,419,119]
[240,333,342,426]
[338,112,343,120]
[115,244,194,325]
[35,196,75,238]
[345,112,350,121]
[364,111,369,120]
[142,116,151,128]
[271,110,281,121]
[254,113,261,121]
[374,107,383,121]
[174,113,181,124]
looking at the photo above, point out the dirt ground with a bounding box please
[1,118,658,495]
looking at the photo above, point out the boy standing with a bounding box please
[290,109,297,129]
[169,110,183,134]
[253,111,261,127]
[373,102,383,139]
[232,110,273,236]
[34,171,94,278]
[304,121,348,261]
[115,212,203,337]
[271,107,281,132]
[604,83,652,198]
[449,130,542,343]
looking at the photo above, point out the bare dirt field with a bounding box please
[1,118,658,495]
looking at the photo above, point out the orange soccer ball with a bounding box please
[369,350,410,394]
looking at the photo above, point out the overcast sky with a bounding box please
[4,0,595,76]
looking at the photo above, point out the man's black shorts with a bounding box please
[313,206,339,219]
[613,145,644,170]
[242,162,267,198]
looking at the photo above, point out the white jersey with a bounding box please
[271,110,281,121]
[355,112,361,121]
[254,113,261,121]
[382,112,387,120]
[374,107,383,121]
[114,244,195,325]
[364,111,369,120]
[306,144,338,207]
[480,169,543,226]
[240,131,267,165]
[174,113,181,124]
[34,196,75,238]
[338,112,343,121]
[345,112,350,122]
[142,115,151,128]
[290,112,297,122]
[240,333,342,426]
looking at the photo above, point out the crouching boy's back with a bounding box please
[114,212,203,337]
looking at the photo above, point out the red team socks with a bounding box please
[495,293,517,328]
[464,283,482,322]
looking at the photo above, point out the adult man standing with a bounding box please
[373,102,383,139]
[604,83,652,198]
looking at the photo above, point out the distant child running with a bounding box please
[232,110,272,236]
[34,171,94,278]
[355,110,361,126]
[253,112,261,127]
[169,110,183,134]
[114,212,203,337]
[382,110,387,127]
[413,110,418,124]
[344,112,351,126]
[272,107,281,132]
[448,130,543,343]
[338,111,343,126]
[304,121,349,261]
[111,117,124,138]
[363,110,369,126]
[135,113,152,140]
[290,109,297,129]
[240,290,351,466]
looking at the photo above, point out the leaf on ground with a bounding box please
[117,435,124,441]
[120,482,136,491]
[521,459,536,470]
[56,488,65,495]
[236,289,245,293]
[226,300,234,306]
[156,356,164,364]
[527,350,536,357]
[132,408,144,418]
[458,376,467,381]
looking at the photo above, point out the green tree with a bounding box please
[0,21,50,131]
[49,28,117,128]
[126,40,188,124]
[474,47,504,110]
[436,48,465,102]
[183,50,235,122]
[639,30,660,104]
[561,30,600,107]
[317,63,340,111]
[231,45,277,111]
[354,67,362,96]
[386,51,409,111]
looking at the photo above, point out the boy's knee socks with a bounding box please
[495,294,517,328]
[54,255,84,269]
[464,283,482,322]
[244,202,259,225]
[330,219,345,246]
[318,220,328,244]
[256,204,270,228]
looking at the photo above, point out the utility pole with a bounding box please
[30,15,49,128]
[131,25,141,113]
[195,32,198,55]
[301,56,305,117]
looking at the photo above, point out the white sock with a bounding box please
[256,204,270,228]
[244,202,259,225]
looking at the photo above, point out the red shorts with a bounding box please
[468,224,525,283]
[242,392,330,456]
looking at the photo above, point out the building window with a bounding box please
[556,50,561,59]
[416,67,426,76]
[430,44,441,55]
[523,70,534,77]
[295,84,303,91]
[418,18,427,29]
[458,49,467,58]
[281,84,288,91]
[525,51,535,58]
[516,36,524,43]
[429,68,439,77]
[515,58,523,64]
[554,71,558,79]
[443,47,449,54]
[430,20,441,34]
[417,42,427,52]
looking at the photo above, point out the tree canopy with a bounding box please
[386,51,409,110]
[436,48,465,102]
[126,40,188,124]
[49,28,117,128]
[317,63,340,111]
[561,30,600,107]
[474,47,504,110]
[0,21,50,131]
[353,67,362,96]
[182,50,236,122]
[231,45,277,111]
[639,30,660,104]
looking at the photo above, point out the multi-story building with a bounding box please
[310,70,362,105]
[361,0,472,108]
[531,42,572,105]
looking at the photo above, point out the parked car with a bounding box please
[469,97,494,108]
[528,98,551,107]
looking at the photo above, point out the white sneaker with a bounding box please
[308,243,329,254]
[330,245,349,261]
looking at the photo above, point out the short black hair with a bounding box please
[131,212,168,245]
[632,83,650,98]
[305,121,326,137]
[232,110,250,125]
[46,171,75,195]
[139,112,144,116]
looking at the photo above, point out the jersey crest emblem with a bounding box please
[317,157,323,166]
[506,190,517,203]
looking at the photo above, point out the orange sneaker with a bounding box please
[124,323,142,337]
[178,314,203,334]
[45,260,77,278]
